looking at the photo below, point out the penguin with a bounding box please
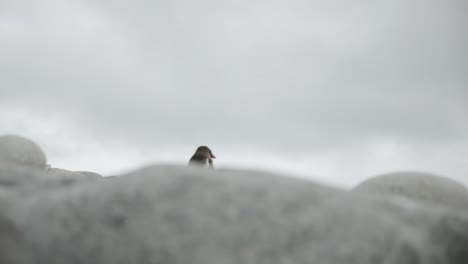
[189,146,216,169]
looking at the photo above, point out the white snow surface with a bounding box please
[0,165,466,263]
[0,135,468,263]
[0,135,47,169]
[353,171,468,209]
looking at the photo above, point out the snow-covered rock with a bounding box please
[0,135,47,170]
[47,167,103,179]
[353,171,468,209]
[1,136,467,263]
[1,165,467,264]
[0,134,101,187]
[74,170,103,178]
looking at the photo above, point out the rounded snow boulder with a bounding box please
[353,171,468,209]
[0,135,47,170]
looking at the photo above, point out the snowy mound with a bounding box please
[0,135,47,169]
[0,165,467,264]
[0,211,35,264]
[0,134,102,183]
[353,171,468,209]
[0,136,467,263]
[47,167,103,179]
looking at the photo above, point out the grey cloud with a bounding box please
[0,0,466,184]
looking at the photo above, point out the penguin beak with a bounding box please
[210,153,216,159]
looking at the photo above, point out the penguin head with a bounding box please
[195,146,216,159]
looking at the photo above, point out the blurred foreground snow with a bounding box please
[1,135,467,264]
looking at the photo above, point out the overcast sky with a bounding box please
[1,0,467,187]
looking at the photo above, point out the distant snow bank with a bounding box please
[353,171,468,209]
[0,134,102,178]
[1,134,467,264]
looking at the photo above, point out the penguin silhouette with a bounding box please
[189,146,216,169]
